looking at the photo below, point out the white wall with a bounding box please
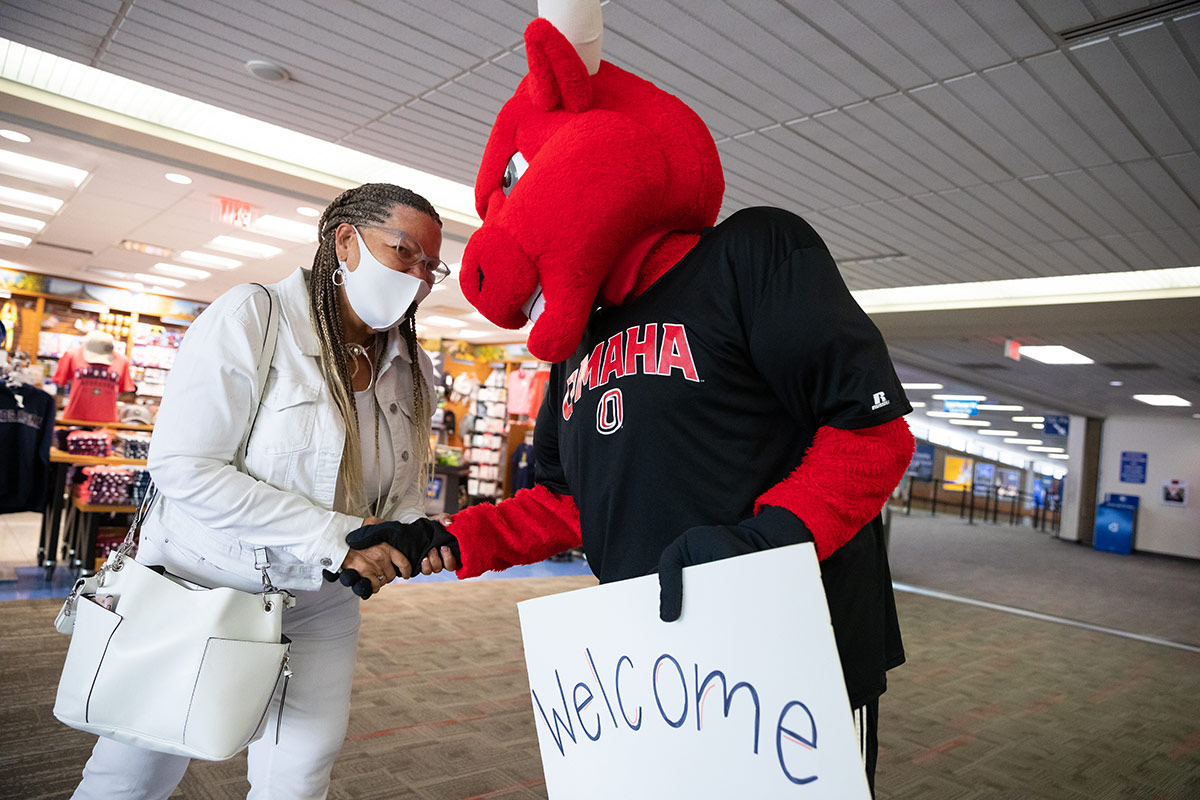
[1097,416,1200,560]
[1057,414,1090,542]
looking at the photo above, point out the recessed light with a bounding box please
[245,59,291,82]
[0,231,32,247]
[0,185,64,214]
[153,263,211,280]
[164,172,192,185]
[1132,394,1190,407]
[901,382,943,390]
[296,206,320,217]
[249,214,317,243]
[931,394,987,401]
[133,272,186,288]
[178,250,242,269]
[1012,416,1045,423]
[1018,345,1094,365]
[978,430,1019,436]
[423,315,468,328]
[948,419,991,427]
[0,149,88,188]
[0,211,45,233]
[0,130,31,143]
[205,236,282,259]
[1109,380,1124,387]
[1003,438,1043,445]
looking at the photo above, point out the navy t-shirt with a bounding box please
[533,206,911,706]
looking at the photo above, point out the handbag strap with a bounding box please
[105,284,282,589]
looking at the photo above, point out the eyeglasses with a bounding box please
[357,225,451,284]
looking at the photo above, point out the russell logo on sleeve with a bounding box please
[871,392,890,411]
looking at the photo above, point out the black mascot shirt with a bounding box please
[534,206,911,706]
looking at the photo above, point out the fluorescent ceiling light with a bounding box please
[0,231,32,247]
[909,401,926,408]
[1027,446,1064,452]
[926,410,970,418]
[1109,380,1124,387]
[852,266,1200,311]
[178,250,241,269]
[1003,438,1043,445]
[975,404,1024,412]
[0,38,479,226]
[153,262,210,280]
[456,329,493,339]
[1019,345,1094,365]
[901,382,942,390]
[0,148,88,188]
[1032,423,1044,429]
[120,239,172,257]
[1012,416,1045,423]
[0,130,31,143]
[164,172,192,185]
[0,185,63,214]
[948,419,991,427]
[423,315,468,328]
[931,394,986,401]
[205,236,282,259]
[978,430,1019,436]
[71,300,108,313]
[0,211,45,233]
[249,214,317,243]
[1132,394,1191,407]
[133,272,186,288]
[1048,453,1070,460]
[296,206,320,217]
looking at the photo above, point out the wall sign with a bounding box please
[1119,452,1148,484]
[1042,415,1069,437]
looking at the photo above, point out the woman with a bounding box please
[71,183,457,799]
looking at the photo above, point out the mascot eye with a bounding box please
[500,151,529,196]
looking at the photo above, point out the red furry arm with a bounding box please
[447,484,582,579]
[755,417,914,561]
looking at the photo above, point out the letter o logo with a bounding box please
[596,388,623,435]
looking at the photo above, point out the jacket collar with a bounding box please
[275,268,411,366]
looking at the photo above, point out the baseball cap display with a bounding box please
[82,330,115,365]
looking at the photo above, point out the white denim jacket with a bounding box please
[141,268,435,591]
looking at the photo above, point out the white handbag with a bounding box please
[52,284,296,761]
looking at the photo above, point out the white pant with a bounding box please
[71,539,361,800]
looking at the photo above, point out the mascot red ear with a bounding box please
[461,1,724,363]
[525,18,593,113]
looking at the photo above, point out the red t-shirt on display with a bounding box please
[54,347,135,423]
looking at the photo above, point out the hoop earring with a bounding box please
[332,266,346,286]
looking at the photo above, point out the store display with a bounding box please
[65,429,112,457]
[464,365,508,499]
[114,432,152,460]
[79,466,137,505]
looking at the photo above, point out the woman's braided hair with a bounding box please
[310,183,441,515]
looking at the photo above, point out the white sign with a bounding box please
[517,544,871,799]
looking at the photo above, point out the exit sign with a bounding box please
[1004,339,1021,360]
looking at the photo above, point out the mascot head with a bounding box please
[461,0,724,362]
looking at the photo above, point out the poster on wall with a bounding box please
[942,455,973,492]
[1161,480,1188,508]
[518,546,872,799]
[907,442,935,481]
[1120,451,1148,484]
[973,462,996,488]
[997,468,1021,498]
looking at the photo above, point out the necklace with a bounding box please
[349,334,384,516]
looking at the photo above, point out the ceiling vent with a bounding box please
[1102,362,1161,371]
[34,241,93,255]
[245,60,291,82]
[1058,0,1199,42]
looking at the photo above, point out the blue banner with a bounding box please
[1043,415,1069,437]
[943,400,978,416]
[907,443,935,481]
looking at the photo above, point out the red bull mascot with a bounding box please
[338,0,915,789]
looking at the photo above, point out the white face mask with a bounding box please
[337,228,432,331]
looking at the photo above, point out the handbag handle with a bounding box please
[102,284,282,590]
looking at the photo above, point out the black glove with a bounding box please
[324,519,461,600]
[657,506,814,623]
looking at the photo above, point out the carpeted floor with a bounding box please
[2,518,1199,799]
